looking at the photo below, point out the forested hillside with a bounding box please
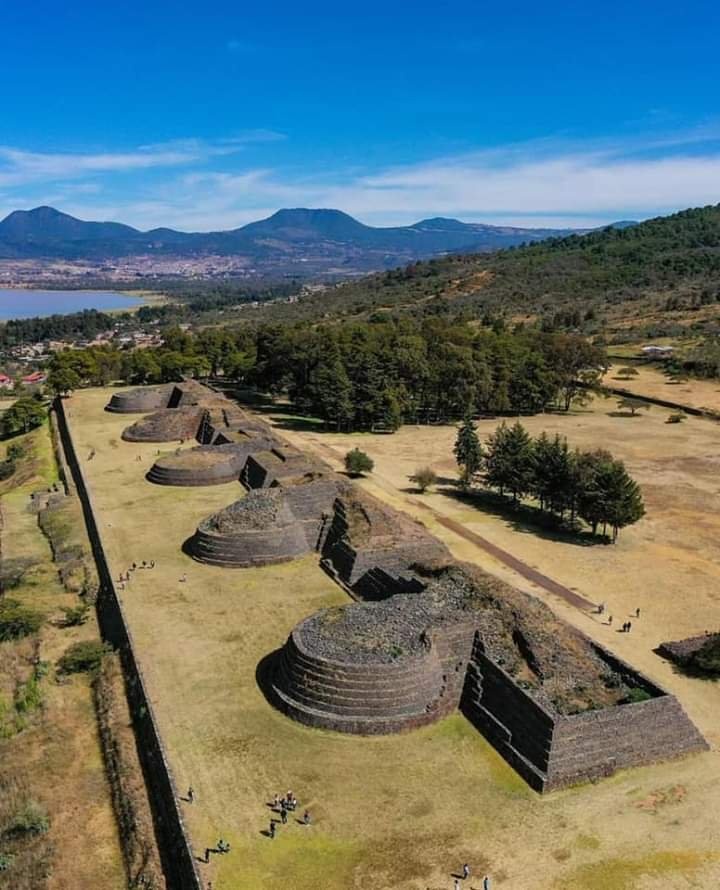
[263,204,720,341]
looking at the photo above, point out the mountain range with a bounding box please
[0,205,601,271]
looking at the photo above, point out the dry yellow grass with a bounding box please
[65,388,720,890]
[603,363,720,414]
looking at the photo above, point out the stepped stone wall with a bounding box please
[106,385,175,414]
[273,562,708,792]
[105,381,708,793]
[320,489,451,599]
[187,488,316,567]
[241,446,332,490]
[122,407,206,443]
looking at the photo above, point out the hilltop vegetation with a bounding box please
[261,204,720,341]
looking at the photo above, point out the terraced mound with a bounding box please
[272,561,707,788]
[121,407,205,442]
[106,385,174,414]
[320,489,452,599]
[187,489,310,567]
[146,444,246,486]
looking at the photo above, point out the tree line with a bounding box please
[454,417,645,541]
[44,318,606,434]
[248,319,606,430]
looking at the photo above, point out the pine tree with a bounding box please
[501,422,535,501]
[454,414,483,488]
[531,432,572,515]
[599,459,646,542]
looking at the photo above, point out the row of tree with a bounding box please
[249,319,606,430]
[44,318,606,434]
[454,418,645,541]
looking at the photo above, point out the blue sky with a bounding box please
[1,0,720,230]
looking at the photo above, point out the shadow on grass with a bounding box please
[255,648,285,714]
[440,485,608,548]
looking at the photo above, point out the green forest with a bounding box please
[45,319,606,431]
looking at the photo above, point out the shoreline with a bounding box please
[0,287,169,322]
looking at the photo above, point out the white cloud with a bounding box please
[2,126,720,230]
[0,132,284,189]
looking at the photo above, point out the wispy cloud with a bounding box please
[0,132,284,189]
[2,125,720,230]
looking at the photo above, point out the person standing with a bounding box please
[483,876,491,890]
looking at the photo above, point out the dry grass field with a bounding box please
[0,423,124,890]
[66,387,720,890]
[602,364,720,415]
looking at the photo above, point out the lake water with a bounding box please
[0,289,143,321]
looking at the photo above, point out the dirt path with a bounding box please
[271,429,598,614]
[411,500,597,611]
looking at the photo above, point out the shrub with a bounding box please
[411,466,437,493]
[689,636,720,676]
[0,852,14,871]
[615,366,639,379]
[57,640,110,675]
[6,442,24,461]
[60,604,90,627]
[0,460,15,481]
[666,412,686,424]
[623,687,653,704]
[0,600,43,642]
[344,448,374,476]
[3,801,49,837]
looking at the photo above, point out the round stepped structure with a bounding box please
[147,444,245,486]
[106,385,172,413]
[121,408,205,442]
[271,601,456,734]
[187,488,310,567]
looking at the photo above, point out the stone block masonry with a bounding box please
[105,381,709,794]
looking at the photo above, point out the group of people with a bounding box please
[596,602,642,629]
[452,864,490,890]
[117,560,156,590]
[267,790,311,839]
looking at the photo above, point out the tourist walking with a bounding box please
[627,621,632,633]
[607,615,612,626]
[281,807,287,824]
[273,793,280,808]
[635,607,641,618]
[187,786,194,803]
[483,876,491,890]
[462,863,470,879]
[302,810,311,825]
[269,821,276,839]
[454,879,461,890]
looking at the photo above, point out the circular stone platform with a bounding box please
[187,488,310,567]
[105,386,172,413]
[147,444,245,486]
[270,600,454,734]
